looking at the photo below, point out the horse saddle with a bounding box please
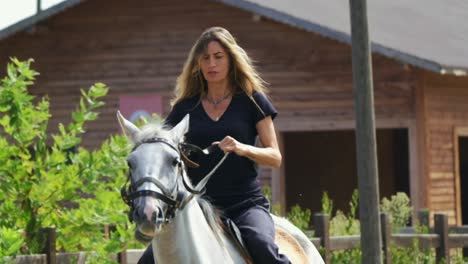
[222,217,252,260]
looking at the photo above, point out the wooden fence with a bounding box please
[8,226,143,264]
[312,211,468,264]
[8,211,468,264]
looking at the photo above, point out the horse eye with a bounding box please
[172,158,180,166]
[127,161,133,169]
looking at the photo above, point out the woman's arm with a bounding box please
[217,116,282,168]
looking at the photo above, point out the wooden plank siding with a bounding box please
[424,72,468,224]
[0,0,416,145]
[0,0,420,209]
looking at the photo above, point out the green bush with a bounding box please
[379,192,435,263]
[380,192,412,232]
[0,227,24,260]
[322,189,361,263]
[286,205,311,232]
[320,190,468,263]
[0,58,142,263]
[321,191,333,216]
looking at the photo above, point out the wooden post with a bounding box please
[314,213,330,263]
[434,214,449,264]
[348,0,382,263]
[381,213,392,264]
[40,227,56,264]
[37,0,41,13]
[109,225,127,264]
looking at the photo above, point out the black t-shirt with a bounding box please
[165,91,277,209]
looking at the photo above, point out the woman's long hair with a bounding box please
[171,27,268,106]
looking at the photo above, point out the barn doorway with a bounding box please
[459,137,468,225]
[283,128,409,215]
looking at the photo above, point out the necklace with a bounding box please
[205,93,231,109]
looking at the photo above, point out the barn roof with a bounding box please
[221,0,468,75]
[1,0,467,75]
[0,0,84,41]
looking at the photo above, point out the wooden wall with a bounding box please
[0,0,416,146]
[0,0,423,212]
[424,72,468,224]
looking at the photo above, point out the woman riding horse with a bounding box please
[139,26,288,263]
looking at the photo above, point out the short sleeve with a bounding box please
[252,92,278,123]
[165,103,185,127]
[164,97,198,127]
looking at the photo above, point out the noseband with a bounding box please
[120,137,228,224]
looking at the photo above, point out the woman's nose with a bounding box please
[208,57,216,67]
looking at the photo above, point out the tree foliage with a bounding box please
[0,58,141,262]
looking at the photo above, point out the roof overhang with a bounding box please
[217,0,468,76]
[0,0,85,41]
[1,0,466,76]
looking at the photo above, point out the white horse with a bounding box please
[117,111,324,264]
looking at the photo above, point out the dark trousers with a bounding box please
[226,196,291,264]
[138,196,290,264]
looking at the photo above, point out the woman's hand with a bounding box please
[215,136,248,156]
[213,117,281,168]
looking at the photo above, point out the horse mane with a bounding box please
[197,197,227,244]
[136,121,175,143]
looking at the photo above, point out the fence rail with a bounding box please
[313,212,466,264]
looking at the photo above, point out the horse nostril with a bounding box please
[135,205,149,222]
[155,208,165,222]
[152,211,157,222]
[134,208,142,219]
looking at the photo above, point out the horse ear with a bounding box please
[117,110,140,142]
[171,114,190,141]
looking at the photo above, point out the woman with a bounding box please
[139,26,289,264]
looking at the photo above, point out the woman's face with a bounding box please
[199,41,231,85]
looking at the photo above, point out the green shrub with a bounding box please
[286,205,311,232]
[327,189,360,237]
[380,192,412,232]
[323,189,361,263]
[321,191,333,215]
[321,190,467,263]
[0,58,141,262]
[0,227,24,260]
[389,239,435,264]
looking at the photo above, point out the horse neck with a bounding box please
[152,198,245,264]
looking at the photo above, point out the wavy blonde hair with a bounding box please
[171,27,267,106]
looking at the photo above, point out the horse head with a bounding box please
[117,111,192,241]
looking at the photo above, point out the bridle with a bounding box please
[120,137,228,225]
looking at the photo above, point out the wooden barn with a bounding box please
[1,0,468,225]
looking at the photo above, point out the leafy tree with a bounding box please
[0,58,141,263]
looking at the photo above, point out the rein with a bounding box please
[121,137,228,223]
